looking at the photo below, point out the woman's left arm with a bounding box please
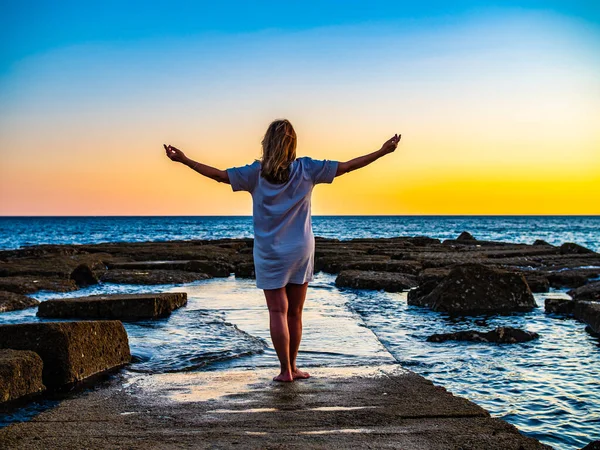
[164,144,230,184]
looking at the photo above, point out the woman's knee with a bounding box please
[264,288,288,315]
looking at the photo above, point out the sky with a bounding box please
[1,1,599,215]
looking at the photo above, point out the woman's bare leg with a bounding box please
[263,287,293,382]
[286,282,310,379]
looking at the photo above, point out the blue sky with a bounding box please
[2,1,599,72]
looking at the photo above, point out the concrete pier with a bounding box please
[0,365,549,449]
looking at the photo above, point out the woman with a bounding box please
[164,119,400,382]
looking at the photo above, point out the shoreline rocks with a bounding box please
[427,327,539,344]
[37,292,188,320]
[407,264,536,315]
[0,321,131,388]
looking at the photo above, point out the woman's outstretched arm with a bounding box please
[164,144,230,184]
[335,134,401,177]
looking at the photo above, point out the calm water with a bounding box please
[1,216,599,449]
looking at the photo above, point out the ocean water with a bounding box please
[0,215,599,252]
[0,215,599,449]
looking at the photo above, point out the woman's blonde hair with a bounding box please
[260,119,297,184]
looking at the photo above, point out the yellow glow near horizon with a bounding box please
[1,11,599,215]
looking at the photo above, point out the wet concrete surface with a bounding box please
[0,365,550,449]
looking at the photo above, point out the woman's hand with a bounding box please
[164,144,187,163]
[380,134,401,154]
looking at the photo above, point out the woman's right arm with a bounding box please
[335,134,401,177]
[164,144,230,184]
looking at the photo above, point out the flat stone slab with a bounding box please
[0,291,40,313]
[335,270,417,292]
[106,260,233,277]
[0,276,78,295]
[0,349,45,403]
[0,365,548,449]
[545,297,575,314]
[99,269,211,285]
[0,321,131,388]
[37,292,188,320]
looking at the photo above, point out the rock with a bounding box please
[522,273,550,293]
[407,264,536,315]
[184,260,234,277]
[573,301,600,334]
[533,240,552,246]
[99,269,210,285]
[427,327,539,343]
[581,440,600,450]
[234,261,255,279]
[106,260,233,277]
[37,292,188,320]
[335,270,417,292]
[417,268,451,285]
[544,298,574,314]
[568,281,600,301]
[0,349,45,403]
[316,257,421,275]
[106,260,190,270]
[0,291,40,313]
[547,270,596,288]
[314,255,390,274]
[560,242,596,255]
[0,276,78,295]
[456,231,476,241]
[407,280,439,307]
[70,263,99,287]
[0,253,112,279]
[0,321,131,388]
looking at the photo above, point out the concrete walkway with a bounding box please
[0,365,549,449]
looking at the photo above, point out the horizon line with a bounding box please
[1,214,599,218]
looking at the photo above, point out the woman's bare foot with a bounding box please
[273,371,294,382]
[292,368,310,379]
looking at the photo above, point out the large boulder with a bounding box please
[427,327,539,344]
[0,291,40,313]
[37,292,187,320]
[99,269,210,285]
[573,301,600,334]
[0,321,131,388]
[407,264,536,314]
[0,349,45,403]
[568,281,600,302]
[335,270,417,292]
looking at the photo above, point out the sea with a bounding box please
[0,215,599,449]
